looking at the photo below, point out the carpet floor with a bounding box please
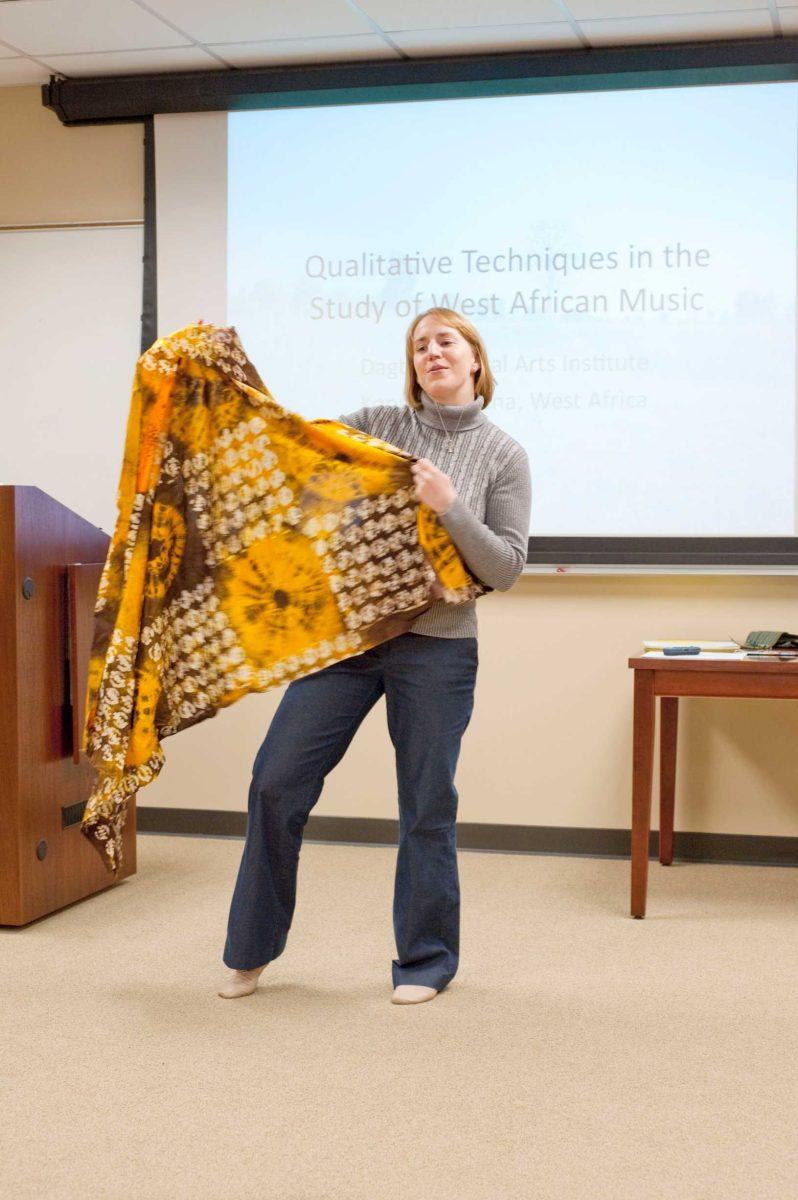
[3,833,796,1200]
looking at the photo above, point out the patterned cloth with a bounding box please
[82,325,487,875]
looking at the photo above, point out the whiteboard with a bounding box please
[0,224,144,534]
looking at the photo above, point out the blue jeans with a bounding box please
[223,632,478,990]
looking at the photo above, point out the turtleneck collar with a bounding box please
[416,390,487,432]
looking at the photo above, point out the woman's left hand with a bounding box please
[410,458,457,516]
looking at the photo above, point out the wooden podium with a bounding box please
[0,486,136,926]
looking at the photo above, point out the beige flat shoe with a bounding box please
[217,966,266,999]
[391,984,438,1005]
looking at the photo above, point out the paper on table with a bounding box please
[642,650,747,660]
[642,640,739,653]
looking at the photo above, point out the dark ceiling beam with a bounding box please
[42,36,798,125]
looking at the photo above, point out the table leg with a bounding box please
[631,669,655,918]
[659,697,678,866]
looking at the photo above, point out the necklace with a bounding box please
[432,399,468,455]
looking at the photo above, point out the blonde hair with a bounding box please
[404,307,496,410]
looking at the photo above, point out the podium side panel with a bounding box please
[0,490,22,924]
[6,486,135,926]
[68,563,104,766]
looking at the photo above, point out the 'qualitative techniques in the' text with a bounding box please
[303,243,710,281]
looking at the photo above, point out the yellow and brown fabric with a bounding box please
[83,324,487,875]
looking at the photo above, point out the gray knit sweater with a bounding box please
[339,391,531,638]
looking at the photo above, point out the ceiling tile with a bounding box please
[146,0,371,43]
[571,0,768,17]
[210,36,399,67]
[581,11,774,45]
[40,45,221,77]
[0,0,191,56]
[392,23,581,55]
[359,0,563,30]
[0,57,50,85]
[776,8,798,29]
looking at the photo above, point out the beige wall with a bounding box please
[4,84,797,837]
[0,85,142,225]
[152,573,798,837]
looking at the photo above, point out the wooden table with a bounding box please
[628,653,798,918]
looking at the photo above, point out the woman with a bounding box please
[219,307,531,1004]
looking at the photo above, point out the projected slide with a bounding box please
[227,84,798,537]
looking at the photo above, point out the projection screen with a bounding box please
[153,73,798,565]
